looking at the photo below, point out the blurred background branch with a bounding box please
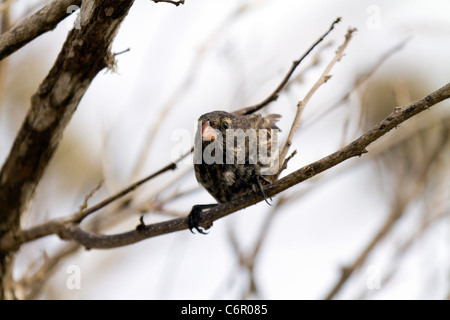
[0,0,81,61]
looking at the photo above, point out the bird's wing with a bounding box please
[259,113,281,130]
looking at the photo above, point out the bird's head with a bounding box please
[197,111,235,143]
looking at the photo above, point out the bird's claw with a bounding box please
[187,205,212,234]
[255,175,273,206]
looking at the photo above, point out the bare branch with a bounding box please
[70,161,177,223]
[357,207,447,300]
[233,17,342,116]
[152,0,185,6]
[77,181,104,214]
[277,27,357,177]
[0,0,135,228]
[2,82,448,251]
[0,0,82,61]
[0,0,11,113]
[0,0,15,13]
[128,16,342,187]
[302,38,409,132]
[0,160,178,252]
[131,2,263,181]
[19,243,80,299]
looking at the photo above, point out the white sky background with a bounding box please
[1,0,449,299]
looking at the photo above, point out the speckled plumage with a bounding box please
[193,110,280,203]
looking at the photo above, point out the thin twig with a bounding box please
[0,0,14,12]
[114,48,131,57]
[77,181,104,214]
[131,2,261,180]
[278,150,297,174]
[277,27,357,177]
[152,0,185,6]
[302,38,409,132]
[233,17,342,116]
[1,81,448,251]
[70,161,178,223]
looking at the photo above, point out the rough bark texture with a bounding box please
[0,0,82,61]
[0,0,134,299]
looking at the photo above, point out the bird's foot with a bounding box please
[255,175,273,206]
[187,204,216,234]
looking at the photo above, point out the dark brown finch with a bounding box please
[188,110,281,233]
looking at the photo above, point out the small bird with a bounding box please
[188,110,280,233]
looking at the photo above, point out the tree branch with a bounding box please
[277,27,357,178]
[0,0,135,230]
[2,82,448,251]
[152,0,185,6]
[233,17,341,116]
[324,116,449,299]
[0,0,82,61]
[70,161,177,224]
[0,0,135,299]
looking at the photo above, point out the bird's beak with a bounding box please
[201,121,218,141]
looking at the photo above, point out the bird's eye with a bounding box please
[221,121,230,130]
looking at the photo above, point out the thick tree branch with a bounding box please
[0,0,82,61]
[233,17,341,116]
[0,0,135,230]
[2,82,449,251]
[0,0,135,299]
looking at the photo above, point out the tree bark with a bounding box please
[0,0,134,299]
[0,0,82,61]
